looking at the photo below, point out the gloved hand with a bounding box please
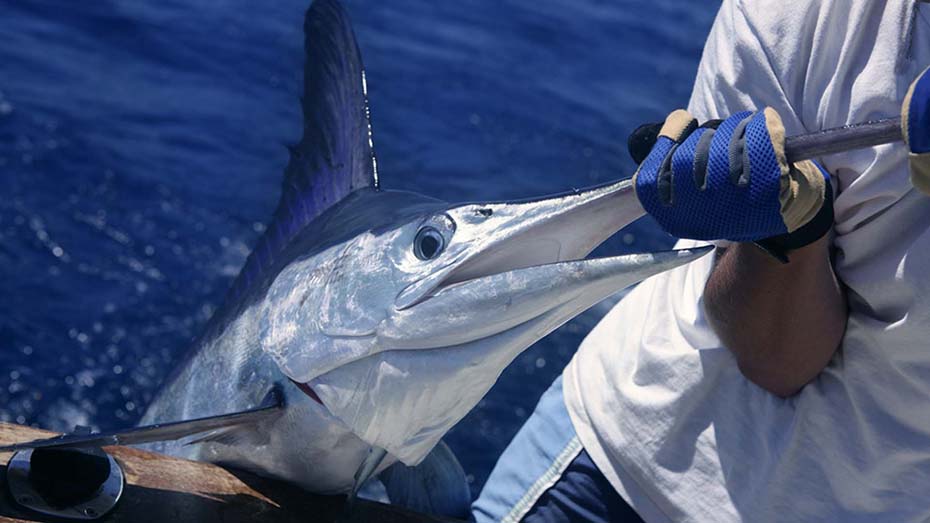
[903,65,930,195]
[632,108,832,251]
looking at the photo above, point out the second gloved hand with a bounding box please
[903,65,930,194]
[633,108,830,244]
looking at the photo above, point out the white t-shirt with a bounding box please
[564,1,930,521]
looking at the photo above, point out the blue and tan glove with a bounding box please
[903,66,930,195]
[632,108,833,259]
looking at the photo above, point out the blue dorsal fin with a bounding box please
[230,0,377,300]
[284,0,378,203]
[277,0,377,237]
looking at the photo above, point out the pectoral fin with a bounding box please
[0,388,284,452]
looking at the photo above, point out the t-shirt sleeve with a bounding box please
[687,0,810,136]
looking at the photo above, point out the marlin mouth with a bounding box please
[290,378,324,404]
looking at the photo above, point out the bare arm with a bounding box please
[703,235,847,398]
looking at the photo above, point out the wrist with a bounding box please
[754,176,834,263]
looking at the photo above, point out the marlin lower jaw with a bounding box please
[379,246,712,350]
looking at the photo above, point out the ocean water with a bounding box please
[0,0,718,493]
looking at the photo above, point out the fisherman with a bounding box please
[473,1,930,521]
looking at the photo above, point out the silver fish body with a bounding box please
[140,0,711,495]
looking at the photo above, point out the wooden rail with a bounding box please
[0,423,462,523]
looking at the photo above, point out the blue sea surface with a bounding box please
[0,0,718,493]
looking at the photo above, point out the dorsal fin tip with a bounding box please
[279,0,377,221]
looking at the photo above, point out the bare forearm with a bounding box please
[703,235,847,397]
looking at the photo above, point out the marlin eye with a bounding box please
[413,226,445,260]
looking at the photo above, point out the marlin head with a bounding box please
[259,178,709,465]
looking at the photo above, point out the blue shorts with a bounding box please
[472,376,644,523]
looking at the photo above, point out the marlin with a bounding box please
[2,0,709,511]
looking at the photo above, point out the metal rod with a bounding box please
[784,117,903,163]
